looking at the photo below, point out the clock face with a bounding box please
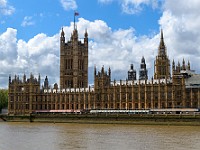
[161,48,165,55]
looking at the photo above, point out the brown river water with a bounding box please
[0,122,200,150]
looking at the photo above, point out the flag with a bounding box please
[74,12,79,16]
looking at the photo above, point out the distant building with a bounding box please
[139,56,148,80]
[128,64,136,80]
[7,21,200,115]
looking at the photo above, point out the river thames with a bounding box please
[0,122,200,150]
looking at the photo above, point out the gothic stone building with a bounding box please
[60,27,88,89]
[8,27,200,115]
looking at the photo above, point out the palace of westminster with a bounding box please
[8,21,200,115]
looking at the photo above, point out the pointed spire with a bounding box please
[183,58,185,64]
[84,29,88,38]
[141,56,145,63]
[60,27,65,45]
[9,75,11,84]
[158,29,166,56]
[182,58,186,70]
[172,59,175,65]
[44,76,49,89]
[178,61,180,66]
[23,73,26,83]
[38,73,41,84]
[84,29,88,45]
[94,65,96,75]
[108,66,111,77]
[61,27,65,37]
[172,59,175,74]
[101,65,104,74]
[187,60,190,70]
[161,28,164,40]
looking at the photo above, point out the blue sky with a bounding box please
[0,0,161,40]
[1,0,200,88]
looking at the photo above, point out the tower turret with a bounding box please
[182,58,186,70]
[176,61,180,73]
[94,66,111,90]
[60,28,65,45]
[187,60,190,70]
[154,29,170,79]
[38,74,41,84]
[139,56,148,80]
[108,66,111,78]
[23,74,26,83]
[94,65,97,76]
[158,29,166,56]
[172,59,175,75]
[44,76,49,89]
[84,29,88,45]
[128,64,136,80]
[60,16,88,89]
[9,75,11,84]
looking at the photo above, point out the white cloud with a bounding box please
[21,16,35,27]
[158,0,200,72]
[0,18,159,88]
[0,0,15,15]
[60,0,77,11]
[0,0,6,7]
[98,0,160,14]
[0,28,18,62]
[121,0,150,14]
[60,18,158,81]
[0,27,60,88]
[2,0,200,88]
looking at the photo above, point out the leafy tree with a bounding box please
[0,89,8,111]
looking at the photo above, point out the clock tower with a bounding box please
[154,29,170,79]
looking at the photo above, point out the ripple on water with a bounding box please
[0,123,200,150]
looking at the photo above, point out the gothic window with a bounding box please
[141,103,145,109]
[76,104,78,109]
[66,59,68,69]
[117,103,120,109]
[135,103,138,109]
[155,103,158,108]
[26,104,29,110]
[105,103,108,108]
[129,103,132,109]
[148,103,151,108]
[117,94,120,100]
[162,102,165,108]
[129,94,132,100]
[48,104,51,110]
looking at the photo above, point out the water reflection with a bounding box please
[0,122,200,150]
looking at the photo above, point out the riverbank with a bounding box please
[1,114,200,126]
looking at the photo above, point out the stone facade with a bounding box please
[154,29,170,79]
[60,27,88,89]
[8,27,200,115]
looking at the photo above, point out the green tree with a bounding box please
[0,89,8,111]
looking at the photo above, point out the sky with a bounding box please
[1,0,200,88]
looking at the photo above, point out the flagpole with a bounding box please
[74,11,75,30]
